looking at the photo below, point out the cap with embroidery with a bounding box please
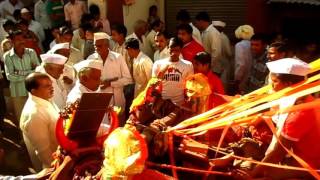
[94,32,111,42]
[40,53,68,65]
[74,59,103,72]
[48,43,70,54]
[266,58,310,76]
[212,21,226,27]
[21,8,30,14]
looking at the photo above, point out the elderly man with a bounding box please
[67,59,103,104]
[88,32,132,113]
[48,42,76,92]
[35,53,68,109]
[195,11,222,76]
[125,38,153,97]
[126,20,148,56]
[68,59,110,135]
[20,72,60,171]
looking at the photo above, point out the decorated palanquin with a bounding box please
[38,58,320,179]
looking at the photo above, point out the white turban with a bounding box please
[235,25,254,40]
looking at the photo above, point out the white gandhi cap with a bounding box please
[48,43,70,54]
[212,21,226,27]
[94,32,111,42]
[20,8,30,14]
[40,53,68,65]
[266,58,310,76]
[74,59,103,72]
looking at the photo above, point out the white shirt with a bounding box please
[133,51,153,97]
[68,46,84,65]
[34,0,52,29]
[201,24,222,73]
[112,42,131,75]
[265,96,297,155]
[67,80,95,104]
[64,0,87,29]
[234,40,252,90]
[35,65,67,110]
[88,51,133,110]
[190,22,202,45]
[0,0,23,22]
[29,20,45,42]
[71,29,85,54]
[20,94,59,171]
[152,57,194,105]
[154,46,170,62]
[144,29,157,59]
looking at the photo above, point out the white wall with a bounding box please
[123,0,165,34]
[85,0,165,34]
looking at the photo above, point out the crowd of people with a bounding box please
[0,1,320,179]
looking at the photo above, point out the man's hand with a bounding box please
[100,77,118,90]
[48,156,75,180]
[63,76,73,85]
[100,80,111,90]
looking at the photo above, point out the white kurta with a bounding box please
[132,52,153,97]
[190,22,202,45]
[154,46,170,61]
[20,94,59,171]
[201,24,222,74]
[234,40,252,91]
[265,96,297,155]
[35,65,67,110]
[88,51,133,111]
[144,29,157,59]
[67,80,95,104]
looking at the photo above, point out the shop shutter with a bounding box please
[165,0,247,38]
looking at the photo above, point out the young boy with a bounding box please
[193,52,225,108]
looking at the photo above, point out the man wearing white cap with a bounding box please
[68,59,111,136]
[252,58,320,179]
[48,42,76,92]
[213,20,232,90]
[88,32,132,113]
[20,72,60,171]
[36,53,68,109]
[21,8,45,46]
[67,59,103,104]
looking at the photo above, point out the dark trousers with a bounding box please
[0,86,6,131]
